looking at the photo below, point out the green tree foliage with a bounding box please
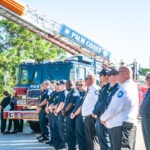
[139,68,150,76]
[0,19,66,99]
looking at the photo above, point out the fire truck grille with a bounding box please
[27,90,40,98]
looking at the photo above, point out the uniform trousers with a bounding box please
[141,117,150,150]
[84,115,100,150]
[75,115,87,150]
[110,123,136,150]
[66,114,76,150]
[95,118,111,150]
[50,113,60,145]
[39,109,49,138]
[57,113,66,148]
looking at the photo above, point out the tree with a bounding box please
[139,68,150,76]
[0,19,66,99]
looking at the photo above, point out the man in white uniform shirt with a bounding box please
[100,65,139,150]
[82,74,100,150]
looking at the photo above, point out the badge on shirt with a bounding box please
[117,91,124,98]
[95,90,99,95]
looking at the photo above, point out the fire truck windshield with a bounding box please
[18,66,42,85]
[17,63,71,85]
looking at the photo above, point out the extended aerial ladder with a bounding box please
[0,0,111,65]
[0,0,112,124]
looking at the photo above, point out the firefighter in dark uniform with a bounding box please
[45,81,56,144]
[37,80,51,142]
[70,80,88,150]
[93,68,120,150]
[46,82,61,148]
[62,80,80,150]
[54,80,68,149]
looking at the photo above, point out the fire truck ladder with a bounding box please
[0,0,111,64]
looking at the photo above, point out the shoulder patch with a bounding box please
[117,91,124,98]
[95,90,99,95]
[73,93,79,96]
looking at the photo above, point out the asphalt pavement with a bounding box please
[0,120,146,150]
[0,125,54,150]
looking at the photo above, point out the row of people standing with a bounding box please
[36,79,87,150]
[36,65,142,150]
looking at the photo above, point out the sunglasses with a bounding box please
[108,73,118,76]
[85,77,91,80]
[79,84,85,87]
[146,76,150,80]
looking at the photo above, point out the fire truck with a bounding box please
[0,0,111,131]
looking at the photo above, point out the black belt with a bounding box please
[141,114,150,118]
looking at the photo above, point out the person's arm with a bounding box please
[72,95,81,113]
[55,102,65,114]
[100,93,126,122]
[70,106,82,119]
[38,99,48,107]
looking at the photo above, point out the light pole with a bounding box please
[4,71,9,86]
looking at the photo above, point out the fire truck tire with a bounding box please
[28,121,41,132]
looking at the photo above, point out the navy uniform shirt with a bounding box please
[105,83,120,110]
[63,88,80,115]
[72,90,87,113]
[56,90,68,106]
[93,83,110,115]
[48,91,58,106]
[140,88,150,116]
[39,89,49,109]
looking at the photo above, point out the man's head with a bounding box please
[66,80,74,91]
[43,80,50,89]
[59,80,66,91]
[50,80,57,91]
[78,80,86,91]
[3,91,9,97]
[99,69,109,87]
[108,67,119,86]
[118,65,133,84]
[55,82,61,91]
[85,74,96,87]
[75,81,80,90]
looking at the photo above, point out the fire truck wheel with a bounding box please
[28,121,41,132]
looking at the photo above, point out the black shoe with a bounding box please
[3,131,11,134]
[38,137,49,142]
[45,140,54,145]
[36,135,43,139]
[11,131,17,134]
[55,145,66,150]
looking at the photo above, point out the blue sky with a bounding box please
[23,0,150,68]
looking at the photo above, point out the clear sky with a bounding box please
[22,0,150,68]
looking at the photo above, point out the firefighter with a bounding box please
[45,81,61,147]
[37,80,51,142]
[62,80,80,150]
[70,80,88,150]
[54,80,68,149]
